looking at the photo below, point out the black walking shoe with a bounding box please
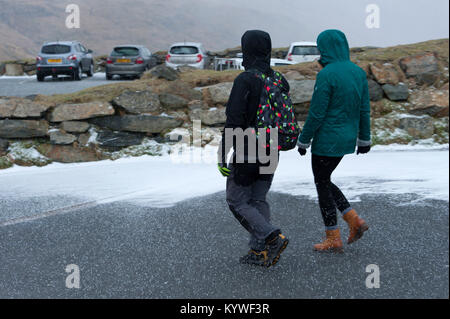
[266,234,289,267]
[239,249,269,266]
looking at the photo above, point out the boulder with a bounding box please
[90,114,183,134]
[399,52,440,86]
[49,102,115,122]
[161,80,202,101]
[37,144,101,163]
[49,130,77,145]
[369,63,400,85]
[5,64,24,76]
[0,119,49,138]
[97,131,144,151]
[205,82,233,105]
[0,98,52,118]
[61,121,90,133]
[398,115,434,139]
[159,93,189,110]
[190,107,226,126]
[288,80,316,104]
[382,83,409,101]
[0,138,9,156]
[409,89,449,117]
[149,65,178,81]
[284,71,305,81]
[368,79,384,101]
[112,90,161,114]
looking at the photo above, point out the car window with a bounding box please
[80,45,87,53]
[41,45,71,54]
[111,47,140,56]
[292,46,320,56]
[170,46,199,55]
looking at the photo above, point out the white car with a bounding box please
[286,42,321,63]
[165,42,209,69]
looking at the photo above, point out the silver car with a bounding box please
[36,41,94,81]
[165,42,209,69]
[106,45,155,80]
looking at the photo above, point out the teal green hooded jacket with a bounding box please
[298,29,371,157]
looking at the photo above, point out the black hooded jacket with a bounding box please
[218,30,289,167]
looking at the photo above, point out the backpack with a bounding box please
[248,69,300,151]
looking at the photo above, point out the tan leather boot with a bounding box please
[343,209,369,244]
[313,229,344,253]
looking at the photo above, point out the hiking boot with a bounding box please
[342,209,369,244]
[313,229,344,253]
[266,234,289,267]
[239,249,269,266]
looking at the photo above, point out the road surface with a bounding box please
[0,191,448,298]
[0,73,125,97]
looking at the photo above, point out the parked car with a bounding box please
[286,42,321,63]
[106,45,154,80]
[36,41,94,81]
[165,42,209,69]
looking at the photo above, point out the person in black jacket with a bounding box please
[217,30,289,267]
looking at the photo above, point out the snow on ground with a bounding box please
[0,144,448,208]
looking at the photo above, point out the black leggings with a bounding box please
[311,154,351,228]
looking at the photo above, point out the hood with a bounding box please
[241,30,272,73]
[316,29,350,67]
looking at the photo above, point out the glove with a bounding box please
[297,146,307,156]
[218,163,231,177]
[357,145,371,155]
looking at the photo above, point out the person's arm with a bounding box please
[298,72,331,148]
[217,75,251,172]
[358,76,371,147]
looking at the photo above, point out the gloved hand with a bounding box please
[297,146,307,156]
[357,145,371,155]
[218,163,231,177]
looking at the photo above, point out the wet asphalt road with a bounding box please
[0,191,448,299]
[0,73,125,97]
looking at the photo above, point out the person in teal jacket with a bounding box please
[297,29,370,253]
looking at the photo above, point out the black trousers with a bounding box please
[311,154,351,228]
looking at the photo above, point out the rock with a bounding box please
[37,144,101,163]
[0,119,49,138]
[382,83,409,101]
[5,64,24,76]
[78,132,91,146]
[399,52,440,86]
[398,115,434,139]
[49,130,77,145]
[149,65,178,81]
[159,93,189,110]
[289,80,316,104]
[0,98,52,118]
[97,131,144,151]
[50,102,115,122]
[90,114,183,134]
[204,82,233,105]
[0,138,9,156]
[293,102,310,121]
[61,121,90,133]
[409,89,449,117]
[188,100,207,110]
[368,79,384,101]
[190,107,226,126]
[161,80,202,101]
[369,63,400,85]
[284,71,305,81]
[112,90,161,114]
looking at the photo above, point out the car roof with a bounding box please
[170,42,203,48]
[42,41,79,46]
[290,42,317,46]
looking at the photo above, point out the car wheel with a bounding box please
[86,63,94,77]
[106,73,113,80]
[37,73,45,82]
[73,67,82,81]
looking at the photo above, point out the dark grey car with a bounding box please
[36,41,94,81]
[106,45,155,80]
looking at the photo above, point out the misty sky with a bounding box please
[230,0,449,48]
